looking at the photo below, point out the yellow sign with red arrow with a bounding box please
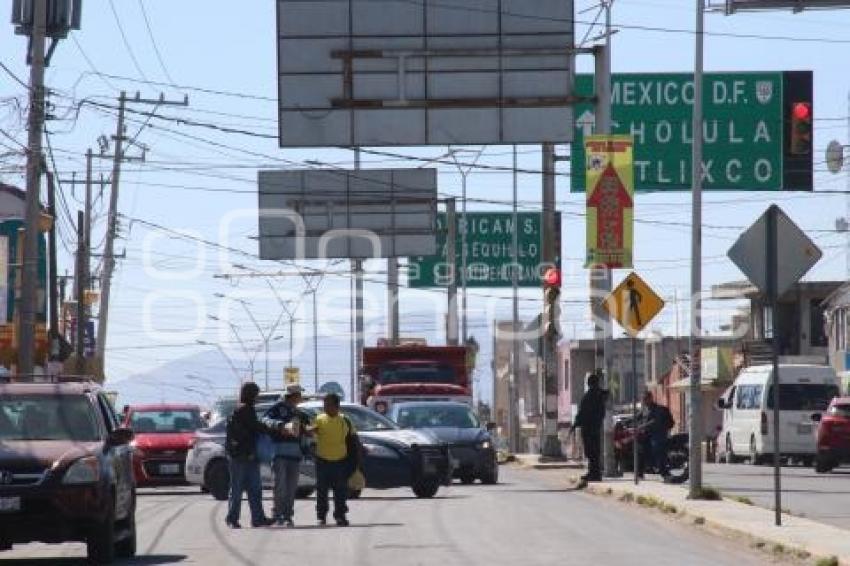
[585,135,634,269]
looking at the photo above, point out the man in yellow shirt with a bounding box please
[312,393,353,526]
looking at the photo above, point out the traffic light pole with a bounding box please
[541,144,561,459]
[446,198,459,346]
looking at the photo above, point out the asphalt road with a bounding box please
[703,462,850,529]
[2,466,778,565]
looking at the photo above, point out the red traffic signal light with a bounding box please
[790,101,812,156]
[543,267,561,288]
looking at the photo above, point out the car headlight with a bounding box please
[363,443,398,459]
[477,440,492,450]
[63,456,101,485]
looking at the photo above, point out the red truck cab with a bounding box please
[360,345,471,415]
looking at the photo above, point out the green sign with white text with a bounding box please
[572,71,813,192]
[408,212,559,288]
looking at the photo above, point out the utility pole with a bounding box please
[689,0,706,498]
[18,0,47,379]
[74,210,85,375]
[352,147,365,403]
[510,145,521,454]
[446,198,459,346]
[98,92,188,362]
[540,143,560,458]
[594,2,618,477]
[388,258,400,345]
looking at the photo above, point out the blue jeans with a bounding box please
[315,458,349,521]
[226,457,266,525]
[650,435,669,476]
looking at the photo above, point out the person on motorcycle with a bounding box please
[638,391,674,480]
[571,372,608,483]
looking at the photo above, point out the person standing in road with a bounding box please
[638,391,674,480]
[310,393,354,527]
[224,382,274,529]
[571,372,608,483]
[262,384,309,527]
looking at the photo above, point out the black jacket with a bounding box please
[574,387,608,431]
[641,403,674,439]
[225,403,268,460]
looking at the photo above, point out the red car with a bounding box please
[122,404,205,486]
[814,396,850,473]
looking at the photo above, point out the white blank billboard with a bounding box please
[277,0,575,147]
[258,168,438,259]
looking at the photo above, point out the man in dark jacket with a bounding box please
[261,384,310,527]
[225,382,274,529]
[571,372,608,482]
[638,391,674,479]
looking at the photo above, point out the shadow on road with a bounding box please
[137,490,203,498]
[0,554,188,565]
[268,522,404,531]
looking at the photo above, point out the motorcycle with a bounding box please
[613,417,689,484]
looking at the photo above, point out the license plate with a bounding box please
[159,463,181,475]
[0,497,21,513]
[797,424,813,435]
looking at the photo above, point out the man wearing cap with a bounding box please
[262,384,309,527]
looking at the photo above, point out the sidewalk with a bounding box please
[521,462,849,564]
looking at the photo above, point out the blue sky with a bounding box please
[3,0,850,404]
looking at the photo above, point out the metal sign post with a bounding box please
[727,204,822,526]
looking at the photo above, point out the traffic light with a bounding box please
[789,101,812,156]
[543,267,561,337]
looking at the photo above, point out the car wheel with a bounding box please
[115,509,137,559]
[87,502,116,564]
[459,473,476,485]
[412,480,440,499]
[206,459,230,501]
[480,466,499,485]
[296,487,315,499]
[348,489,362,500]
[815,454,834,474]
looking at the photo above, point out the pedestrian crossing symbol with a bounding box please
[603,272,665,337]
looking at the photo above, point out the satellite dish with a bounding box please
[826,140,844,175]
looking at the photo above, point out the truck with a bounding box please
[359,344,471,415]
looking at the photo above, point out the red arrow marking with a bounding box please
[587,164,633,265]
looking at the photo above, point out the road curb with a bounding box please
[565,471,847,565]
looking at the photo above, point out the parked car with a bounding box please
[185,419,316,500]
[814,397,850,473]
[299,401,454,498]
[388,401,498,485]
[122,404,205,486]
[716,364,839,465]
[0,382,136,563]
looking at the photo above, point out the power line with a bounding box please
[108,0,150,82]
[137,0,176,86]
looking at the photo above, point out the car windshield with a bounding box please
[378,363,456,385]
[130,409,204,433]
[828,404,850,418]
[395,405,479,429]
[0,395,100,442]
[766,384,839,411]
[301,405,397,432]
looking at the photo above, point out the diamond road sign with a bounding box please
[408,212,560,288]
[572,71,813,192]
[728,205,822,297]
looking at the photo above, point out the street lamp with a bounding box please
[207,314,257,378]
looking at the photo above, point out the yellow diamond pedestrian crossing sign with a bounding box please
[603,272,665,337]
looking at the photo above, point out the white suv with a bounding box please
[185,420,315,500]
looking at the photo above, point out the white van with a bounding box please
[717,364,839,464]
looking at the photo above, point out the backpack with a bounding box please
[342,416,363,470]
[225,409,254,459]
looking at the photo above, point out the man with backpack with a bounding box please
[224,382,274,529]
[309,393,358,527]
[261,384,310,527]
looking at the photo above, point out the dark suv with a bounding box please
[0,382,136,563]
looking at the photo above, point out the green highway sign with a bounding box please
[408,212,560,288]
[572,71,813,192]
